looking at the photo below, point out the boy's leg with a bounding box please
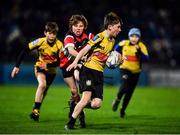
[30,72,55,121]
[30,72,46,121]
[64,76,86,127]
[112,70,129,111]
[120,73,139,118]
[65,91,91,130]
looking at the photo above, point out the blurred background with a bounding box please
[1,0,180,87]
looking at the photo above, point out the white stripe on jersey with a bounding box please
[89,33,92,39]
[65,43,74,48]
[64,35,74,41]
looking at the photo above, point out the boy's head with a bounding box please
[104,12,122,37]
[45,22,59,34]
[69,14,88,31]
[44,22,59,43]
[128,28,141,44]
[128,28,141,37]
[104,12,121,29]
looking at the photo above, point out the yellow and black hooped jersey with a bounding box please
[114,40,149,73]
[28,37,63,73]
[84,31,115,72]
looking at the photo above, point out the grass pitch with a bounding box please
[0,85,180,134]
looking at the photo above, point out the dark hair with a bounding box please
[104,12,121,29]
[45,22,59,33]
[69,14,88,30]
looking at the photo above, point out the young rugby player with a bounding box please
[11,22,63,121]
[65,12,122,129]
[59,14,94,128]
[112,28,149,118]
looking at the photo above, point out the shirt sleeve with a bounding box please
[88,34,103,48]
[28,38,41,50]
[139,42,148,55]
[88,33,94,40]
[114,40,125,54]
[64,35,75,48]
[57,40,63,57]
[15,38,42,67]
[139,42,149,61]
[15,46,31,67]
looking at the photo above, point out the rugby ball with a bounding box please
[106,51,120,69]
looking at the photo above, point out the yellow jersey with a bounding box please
[29,37,63,73]
[84,31,115,72]
[117,40,148,73]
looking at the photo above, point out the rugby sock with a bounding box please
[68,116,76,125]
[33,102,42,110]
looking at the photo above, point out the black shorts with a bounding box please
[35,67,56,87]
[79,66,103,99]
[61,68,74,78]
[120,69,140,93]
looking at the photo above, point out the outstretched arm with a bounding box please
[66,44,91,71]
[68,46,79,57]
[11,47,31,78]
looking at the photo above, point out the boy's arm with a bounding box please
[11,46,31,78]
[66,44,91,71]
[135,44,149,62]
[15,46,31,67]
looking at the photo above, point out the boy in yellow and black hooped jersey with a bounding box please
[112,28,149,118]
[64,12,122,130]
[11,22,63,121]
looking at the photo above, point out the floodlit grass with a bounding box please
[0,85,180,134]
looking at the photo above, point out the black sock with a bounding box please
[33,102,42,110]
[68,101,76,118]
[68,116,76,125]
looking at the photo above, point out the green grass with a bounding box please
[0,85,180,134]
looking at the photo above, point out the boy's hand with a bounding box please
[11,67,20,78]
[66,61,78,71]
[39,63,47,70]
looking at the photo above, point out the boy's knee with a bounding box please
[91,102,101,109]
[38,83,46,90]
